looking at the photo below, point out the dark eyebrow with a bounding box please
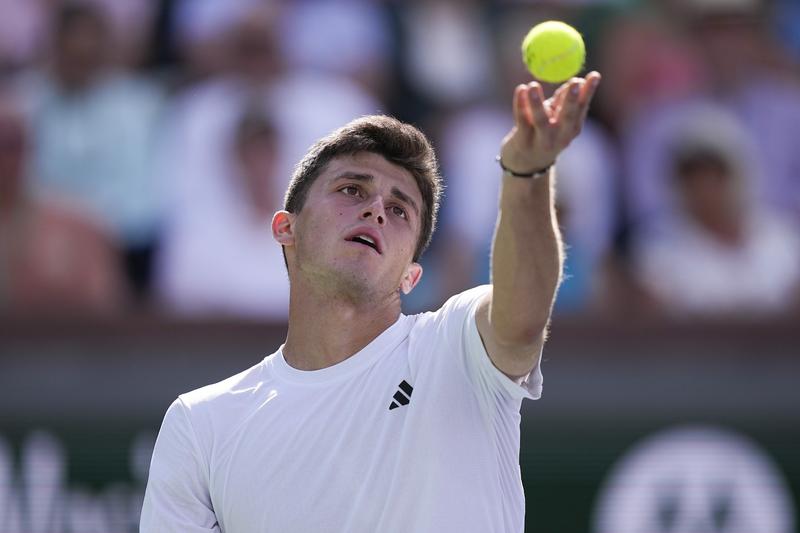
[333,172,420,217]
[333,172,374,184]
[390,186,419,217]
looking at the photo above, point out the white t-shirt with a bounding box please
[140,286,543,533]
[633,212,800,315]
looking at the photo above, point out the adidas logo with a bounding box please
[388,380,414,410]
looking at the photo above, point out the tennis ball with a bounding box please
[521,21,585,84]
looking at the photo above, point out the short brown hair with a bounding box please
[284,115,442,262]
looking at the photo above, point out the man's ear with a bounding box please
[272,210,296,246]
[400,262,423,295]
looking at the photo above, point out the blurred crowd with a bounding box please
[1,0,799,321]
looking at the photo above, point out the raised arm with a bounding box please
[476,72,601,378]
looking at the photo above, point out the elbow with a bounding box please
[489,303,552,348]
[494,320,548,349]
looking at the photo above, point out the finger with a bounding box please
[559,79,583,125]
[527,82,549,130]
[578,71,602,107]
[512,84,529,129]
[577,72,602,124]
[549,82,570,118]
[554,79,584,144]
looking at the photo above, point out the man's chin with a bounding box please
[329,266,403,304]
[296,255,399,303]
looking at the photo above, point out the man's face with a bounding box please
[275,152,424,302]
[54,13,109,91]
[677,161,741,225]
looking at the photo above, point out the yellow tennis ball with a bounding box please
[521,21,585,84]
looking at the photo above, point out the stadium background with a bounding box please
[1,0,799,531]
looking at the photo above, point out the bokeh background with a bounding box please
[0,0,799,531]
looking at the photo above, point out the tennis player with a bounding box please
[141,71,601,532]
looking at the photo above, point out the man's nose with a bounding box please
[360,196,386,226]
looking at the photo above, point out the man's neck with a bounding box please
[282,280,403,371]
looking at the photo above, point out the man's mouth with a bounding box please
[347,234,381,254]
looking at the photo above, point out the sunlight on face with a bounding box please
[287,152,424,303]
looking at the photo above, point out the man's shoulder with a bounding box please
[404,285,491,359]
[178,352,277,414]
[412,285,491,326]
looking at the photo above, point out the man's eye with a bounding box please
[391,206,407,219]
[341,186,361,197]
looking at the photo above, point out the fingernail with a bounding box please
[570,83,580,95]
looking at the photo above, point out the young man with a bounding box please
[141,72,601,532]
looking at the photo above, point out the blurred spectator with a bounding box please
[278,0,394,99]
[156,107,289,318]
[685,0,800,221]
[682,0,797,88]
[594,10,707,133]
[630,109,800,316]
[0,86,127,314]
[14,3,162,304]
[614,1,800,232]
[16,2,165,302]
[80,0,159,67]
[171,0,266,86]
[1,0,157,71]
[398,0,494,109]
[621,101,747,227]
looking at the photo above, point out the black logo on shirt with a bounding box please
[388,380,414,410]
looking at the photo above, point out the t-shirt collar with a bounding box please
[270,313,412,385]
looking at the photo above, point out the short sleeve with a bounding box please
[462,289,543,402]
[140,398,220,532]
[428,285,543,405]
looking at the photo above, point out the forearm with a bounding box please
[489,171,563,345]
[475,73,598,376]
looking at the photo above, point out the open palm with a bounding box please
[500,71,601,175]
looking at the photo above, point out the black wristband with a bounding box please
[496,155,553,179]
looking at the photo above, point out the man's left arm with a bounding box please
[476,72,601,379]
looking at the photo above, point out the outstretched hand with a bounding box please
[499,71,601,175]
